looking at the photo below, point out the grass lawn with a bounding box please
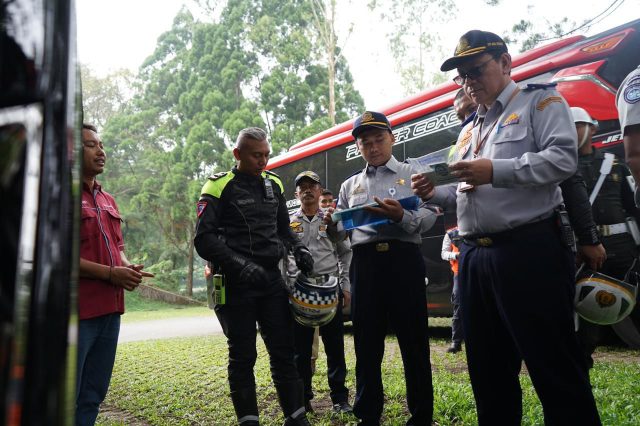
[97,327,640,425]
[121,291,211,323]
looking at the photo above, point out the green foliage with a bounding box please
[80,65,135,131]
[122,291,211,323]
[502,7,586,53]
[370,0,457,95]
[87,1,365,298]
[98,334,640,425]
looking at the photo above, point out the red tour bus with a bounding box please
[267,19,640,345]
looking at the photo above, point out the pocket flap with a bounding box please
[492,124,527,144]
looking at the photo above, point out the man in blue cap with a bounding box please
[325,111,439,425]
[413,30,601,425]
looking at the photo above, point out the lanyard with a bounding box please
[473,87,521,159]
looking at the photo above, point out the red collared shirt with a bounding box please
[79,181,125,320]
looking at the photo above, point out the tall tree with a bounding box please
[369,0,456,95]
[95,2,364,295]
[80,65,135,131]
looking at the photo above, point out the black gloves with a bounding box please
[238,262,268,286]
[294,246,314,275]
[229,254,268,287]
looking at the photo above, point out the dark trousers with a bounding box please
[76,313,121,426]
[215,269,304,422]
[293,298,349,404]
[459,220,601,426]
[451,274,463,343]
[351,241,433,426]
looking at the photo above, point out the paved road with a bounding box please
[118,315,224,343]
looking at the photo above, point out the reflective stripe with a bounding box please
[201,172,233,199]
[238,415,259,424]
[291,406,306,418]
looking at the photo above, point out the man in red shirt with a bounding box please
[76,123,153,425]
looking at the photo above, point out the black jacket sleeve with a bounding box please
[193,194,252,276]
[619,163,640,223]
[560,171,600,245]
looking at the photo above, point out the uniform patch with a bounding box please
[290,221,303,233]
[500,113,520,128]
[351,184,366,195]
[197,201,207,217]
[624,81,640,104]
[454,128,473,159]
[396,179,405,186]
[536,96,563,111]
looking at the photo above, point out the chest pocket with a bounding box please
[349,192,368,207]
[103,208,122,244]
[491,124,528,158]
[81,208,99,240]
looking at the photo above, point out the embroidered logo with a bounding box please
[624,78,640,104]
[197,201,207,217]
[455,37,470,55]
[500,113,520,128]
[361,112,374,122]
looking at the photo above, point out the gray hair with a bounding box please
[235,127,268,148]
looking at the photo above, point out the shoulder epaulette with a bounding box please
[460,111,476,128]
[345,169,364,180]
[523,82,557,91]
[264,170,280,178]
[208,171,229,181]
[201,171,233,198]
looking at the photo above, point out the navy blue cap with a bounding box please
[441,30,508,71]
[352,111,392,139]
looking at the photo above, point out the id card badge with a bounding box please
[458,182,475,192]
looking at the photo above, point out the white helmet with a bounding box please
[570,107,598,127]
[575,268,637,325]
[288,273,339,327]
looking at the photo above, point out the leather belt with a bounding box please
[355,240,419,253]
[463,217,555,248]
[598,222,628,237]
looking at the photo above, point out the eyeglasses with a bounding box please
[453,57,495,86]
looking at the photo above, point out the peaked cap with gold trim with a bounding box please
[440,30,508,71]
[352,111,393,139]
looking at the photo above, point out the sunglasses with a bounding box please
[453,57,495,86]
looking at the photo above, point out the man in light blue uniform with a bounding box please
[617,65,640,201]
[286,170,353,415]
[326,111,438,425]
[412,30,601,425]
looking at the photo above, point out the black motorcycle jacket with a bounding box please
[560,169,600,245]
[194,167,304,280]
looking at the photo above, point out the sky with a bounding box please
[77,0,640,111]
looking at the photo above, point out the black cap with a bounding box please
[352,111,392,139]
[440,30,508,71]
[294,170,322,186]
